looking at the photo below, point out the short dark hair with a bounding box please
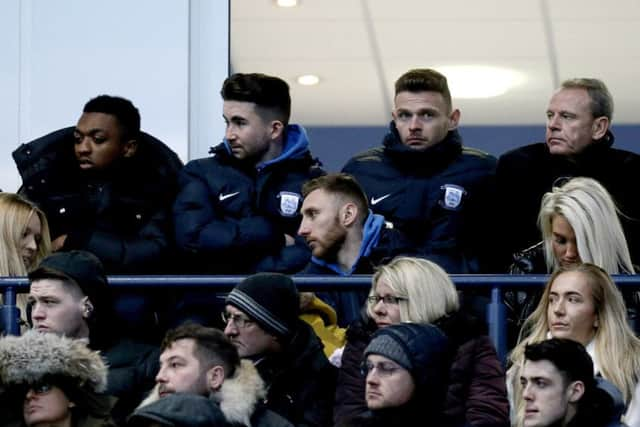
[161,323,240,377]
[524,338,596,391]
[83,95,141,140]
[394,69,452,111]
[302,173,369,218]
[560,78,614,121]
[221,73,291,125]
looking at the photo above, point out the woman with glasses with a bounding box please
[337,323,452,426]
[333,256,509,427]
[508,263,640,427]
[0,330,115,427]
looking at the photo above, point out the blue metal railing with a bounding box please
[3,274,640,361]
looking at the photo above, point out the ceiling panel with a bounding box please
[553,21,640,58]
[549,0,640,19]
[230,1,640,126]
[232,0,362,20]
[367,0,541,21]
[374,21,548,60]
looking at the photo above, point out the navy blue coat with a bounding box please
[342,124,497,273]
[173,125,324,273]
[13,127,182,274]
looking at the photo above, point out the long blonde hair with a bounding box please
[0,193,52,320]
[510,264,640,407]
[368,256,459,323]
[538,177,634,274]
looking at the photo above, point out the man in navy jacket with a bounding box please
[173,73,323,275]
[298,173,414,325]
[342,69,497,274]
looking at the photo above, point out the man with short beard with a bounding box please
[139,322,292,427]
[297,173,414,325]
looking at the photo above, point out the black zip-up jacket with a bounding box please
[255,320,337,427]
[13,126,183,273]
[343,124,497,273]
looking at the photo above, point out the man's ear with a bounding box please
[448,108,461,130]
[81,296,94,320]
[269,120,285,141]
[122,138,138,158]
[567,380,585,403]
[591,116,609,140]
[340,202,359,227]
[207,365,225,391]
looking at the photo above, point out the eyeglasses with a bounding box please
[27,382,53,395]
[221,312,254,328]
[367,295,408,305]
[360,361,402,377]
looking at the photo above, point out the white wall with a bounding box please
[0,0,229,192]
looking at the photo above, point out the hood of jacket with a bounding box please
[139,359,266,426]
[0,330,107,393]
[310,211,386,276]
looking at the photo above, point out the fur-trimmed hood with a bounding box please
[0,330,107,393]
[139,359,267,426]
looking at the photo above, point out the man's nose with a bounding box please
[298,219,309,236]
[76,137,93,154]
[155,366,167,383]
[223,321,237,336]
[547,114,560,129]
[31,302,45,319]
[225,125,236,140]
[409,114,421,129]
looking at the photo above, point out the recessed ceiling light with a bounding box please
[275,0,299,7]
[435,65,525,99]
[297,74,320,86]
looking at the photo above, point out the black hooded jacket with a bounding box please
[13,126,183,273]
[343,124,497,273]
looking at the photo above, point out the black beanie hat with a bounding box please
[29,250,108,304]
[225,273,299,337]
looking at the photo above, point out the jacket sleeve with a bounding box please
[333,335,369,425]
[253,235,311,273]
[172,161,284,254]
[461,336,510,427]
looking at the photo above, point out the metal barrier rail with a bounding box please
[3,274,640,361]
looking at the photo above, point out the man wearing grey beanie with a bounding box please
[223,272,337,427]
[340,323,452,426]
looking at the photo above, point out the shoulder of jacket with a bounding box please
[346,147,385,164]
[461,146,496,161]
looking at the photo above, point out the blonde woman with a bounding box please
[538,176,634,274]
[334,256,509,427]
[0,193,51,326]
[508,176,636,341]
[508,263,640,426]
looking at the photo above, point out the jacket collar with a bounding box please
[139,359,267,426]
[382,121,462,172]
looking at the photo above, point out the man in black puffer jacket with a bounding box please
[343,68,497,274]
[173,73,324,275]
[13,94,182,274]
